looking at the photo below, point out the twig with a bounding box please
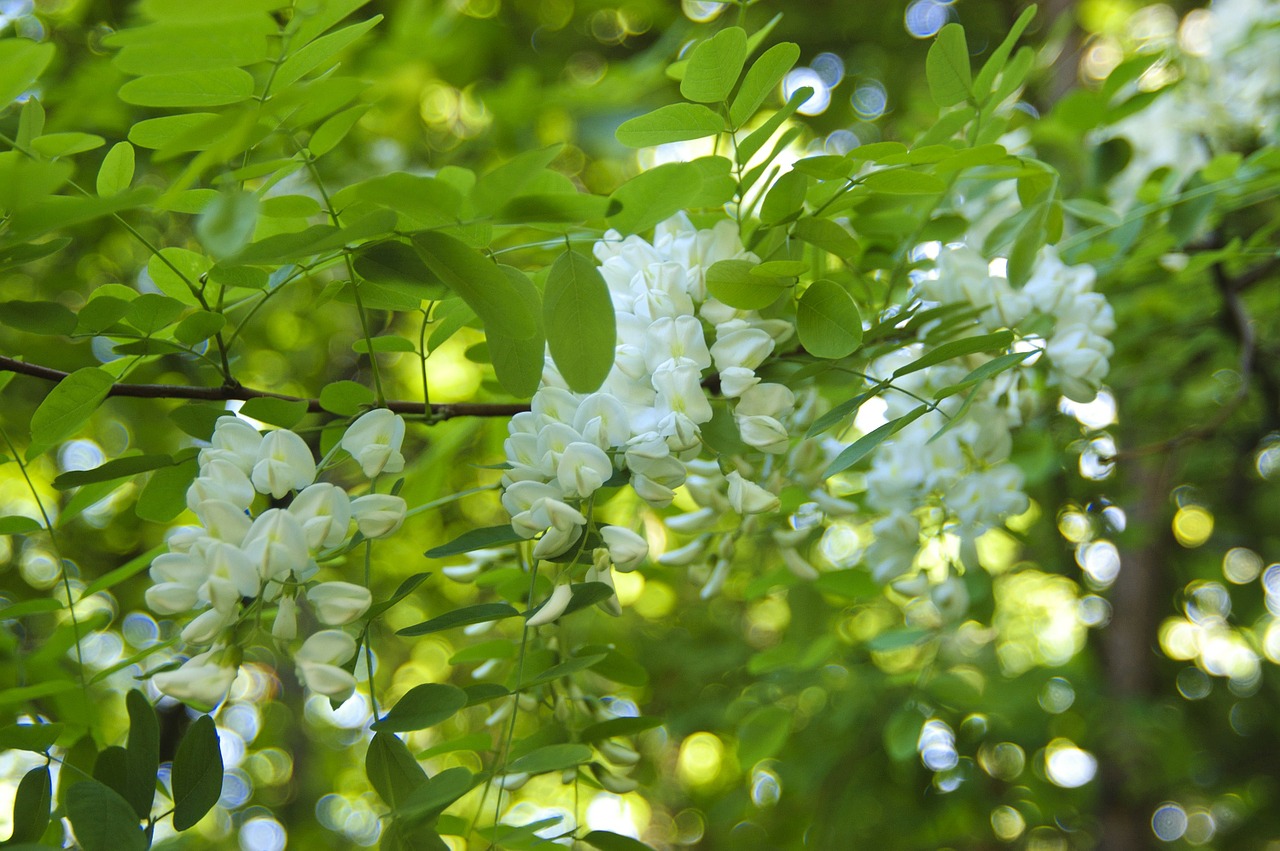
[0,356,528,420]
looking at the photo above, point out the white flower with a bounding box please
[556,442,614,499]
[573,394,632,449]
[195,499,252,545]
[736,383,795,419]
[187,458,255,512]
[307,581,373,626]
[152,648,237,710]
[532,523,581,559]
[526,583,573,627]
[289,483,352,550]
[295,629,358,700]
[202,540,259,612]
[200,416,262,476]
[726,471,780,515]
[710,325,774,372]
[652,362,713,424]
[718,367,760,398]
[341,409,406,478]
[145,582,198,615]
[865,511,920,583]
[737,415,790,454]
[350,494,407,538]
[631,473,676,507]
[251,430,316,499]
[243,508,311,585]
[601,526,648,572]
[181,607,235,645]
[644,315,712,372]
[657,536,709,566]
[781,547,819,580]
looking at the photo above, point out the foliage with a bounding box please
[1,0,1279,849]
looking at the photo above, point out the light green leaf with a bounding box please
[508,743,593,776]
[171,715,223,831]
[926,23,972,108]
[797,280,862,359]
[760,169,808,225]
[197,191,259,260]
[609,162,705,234]
[861,168,947,195]
[495,193,620,224]
[128,113,219,151]
[736,86,812,164]
[97,142,135,198]
[173,310,227,345]
[972,6,1037,100]
[793,218,860,258]
[31,132,104,158]
[471,145,562,214]
[238,397,308,428]
[118,68,255,107]
[730,42,800,127]
[706,260,790,310]
[371,684,468,733]
[0,516,42,535]
[488,266,545,398]
[319,380,375,417]
[737,705,792,766]
[397,767,474,824]
[366,572,432,621]
[53,454,176,490]
[397,603,520,637]
[680,26,748,103]
[365,731,427,810]
[412,231,537,340]
[273,15,383,89]
[64,781,147,851]
[309,104,369,157]
[30,367,113,447]
[135,455,198,522]
[615,103,724,148]
[893,330,1015,378]
[125,293,185,334]
[425,525,525,558]
[0,722,63,753]
[0,39,54,107]
[544,250,615,393]
[823,405,929,479]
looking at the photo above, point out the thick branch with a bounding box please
[0,356,529,420]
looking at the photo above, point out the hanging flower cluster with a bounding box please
[500,214,798,592]
[145,409,409,709]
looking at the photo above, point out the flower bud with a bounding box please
[657,536,709,566]
[307,581,372,626]
[737,415,790,454]
[718,367,760,398]
[526,583,573,627]
[273,594,298,641]
[145,582,198,615]
[350,494,407,538]
[296,661,357,701]
[181,607,235,645]
[601,526,648,572]
[251,429,317,499]
[781,547,819,581]
[153,648,237,710]
[726,471,779,515]
[532,524,580,560]
[340,409,407,478]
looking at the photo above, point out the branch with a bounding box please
[0,356,529,421]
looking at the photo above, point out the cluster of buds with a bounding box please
[146,410,409,709]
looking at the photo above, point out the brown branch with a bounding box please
[0,355,529,421]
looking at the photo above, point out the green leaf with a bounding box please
[867,627,931,651]
[30,367,113,447]
[173,310,227,345]
[64,781,147,851]
[580,716,663,743]
[797,280,862,359]
[397,767,474,824]
[135,455,199,523]
[0,599,62,619]
[197,191,259,260]
[1061,198,1121,228]
[371,683,468,733]
[0,681,76,706]
[463,682,510,706]
[448,639,516,664]
[309,103,369,157]
[124,690,159,819]
[823,405,929,479]
[471,145,562,214]
[926,23,972,108]
[53,454,175,490]
[171,715,223,831]
[814,569,880,600]
[705,260,790,310]
[354,242,449,300]
[426,524,525,558]
[543,250,615,393]
[891,330,1014,378]
[0,300,76,336]
[273,15,383,89]
[615,103,724,148]
[397,603,520,637]
[507,743,593,775]
[82,544,166,597]
[118,67,255,107]
[737,705,791,766]
[129,113,219,150]
[582,831,656,851]
[0,39,55,107]
[736,86,812,164]
[124,292,185,334]
[730,42,800,127]
[972,6,1037,101]
[520,652,608,689]
[680,26,748,103]
[861,168,947,195]
[0,515,42,534]
[238,397,308,428]
[363,572,431,621]
[412,232,537,341]
[793,218,860,258]
[496,192,620,224]
[933,350,1036,400]
[609,162,706,234]
[488,266,546,398]
[0,721,63,752]
[319,380,376,416]
[760,168,808,226]
[9,766,51,844]
[365,731,427,809]
[31,132,105,158]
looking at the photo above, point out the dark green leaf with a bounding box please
[365,731,427,809]
[412,232,537,341]
[519,652,608,689]
[680,26,747,103]
[737,705,791,766]
[397,603,521,636]
[353,242,449,300]
[371,684,468,732]
[797,279,862,359]
[507,743,592,775]
[0,515,42,535]
[397,767,474,824]
[0,300,75,336]
[124,690,159,819]
[892,330,1014,378]
[171,715,223,831]
[615,103,724,148]
[64,781,147,851]
[0,721,63,752]
[736,87,812,164]
[543,250,615,393]
[135,455,199,522]
[760,169,808,225]
[608,162,705,234]
[0,599,62,618]
[425,525,525,558]
[10,766,51,844]
[823,405,929,479]
[580,716,663,743]
[582,831,656,851]
[488,266,546,398]
[30,367,113,447]
[463,682,510,706]
[173,310,227,345]
[124,293,185,334]
[496,192,620,224]
[57,455,174,493]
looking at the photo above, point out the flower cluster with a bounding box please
[146,409,409,709]
[500,214,798,600]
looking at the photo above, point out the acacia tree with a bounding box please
[0,0,1278,848]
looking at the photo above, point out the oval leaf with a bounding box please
[544,250,615,393]
[64,781,147,851]
[30,367,113,447]
[371,683,468,733]
[615,103,724,148]
[680,26,748,103]
[171,715,223,831]
[507,743,593,776]
[797,280,862,359]
[397,603,520,637]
